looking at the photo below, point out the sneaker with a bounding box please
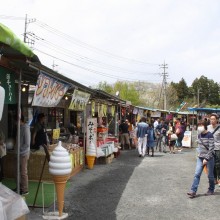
[204,191,214,196]
[20,191,29,196]
[139,154,142,157]
[187,192,196,198]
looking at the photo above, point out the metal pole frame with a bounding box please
[16,70,22,194]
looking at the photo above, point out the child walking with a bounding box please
[147,124,156,157]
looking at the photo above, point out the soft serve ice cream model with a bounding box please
[49,141,72,217]
[86,142,97,169]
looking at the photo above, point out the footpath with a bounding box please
[29,147,220,220]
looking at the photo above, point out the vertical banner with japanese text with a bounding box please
[0,67,16,104]
[86,118,97,148]
[32,71,70,107]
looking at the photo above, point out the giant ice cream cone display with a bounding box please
[49,141,72,217]
[0,86,5,121]
[86,142,96,169]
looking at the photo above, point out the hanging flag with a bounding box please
[0,67,16,104]
[32,71,69,107]
[176,101,187,112]
[111,106,115,116]
[91,101,95,116]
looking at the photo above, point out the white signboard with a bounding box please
[182,131,192,147]
[0,86,5,120]
[32,72,69,107]
[86,118,97,148]
[151,111,161,118]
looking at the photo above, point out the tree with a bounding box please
[97,81,142,105]
[97,81,113,94]
[191,75,220,105]
[113,81,141,106]
[170,78,188,102]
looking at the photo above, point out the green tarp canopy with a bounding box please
[0,22,34,58]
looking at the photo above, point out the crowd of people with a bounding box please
[119,116,187,157]
[118,113,220,198]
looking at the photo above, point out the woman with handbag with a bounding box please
[167,122,176,154]
[187,120,215,198]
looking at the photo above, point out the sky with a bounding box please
[1,0,220,87]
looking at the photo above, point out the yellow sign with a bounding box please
[53,128,60,140]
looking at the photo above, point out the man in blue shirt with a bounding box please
[137,117,148,157]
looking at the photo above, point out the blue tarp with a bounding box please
[188,107,220,112]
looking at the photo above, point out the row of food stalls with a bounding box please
[0,22,200,185]
[0,23,131,186]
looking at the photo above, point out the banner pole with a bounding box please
[16,70,22,194]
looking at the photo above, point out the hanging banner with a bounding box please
[133,107,138,115]
[32,71,69,107]
[86,118,97,147]
[91,101,95,116]
[151,111,161,118]
[111,106,115,116]
[103,104,107,117]
[0,67,16,104]
[98,103,101,117]
[69,89,90,111]
[176,101,187,112]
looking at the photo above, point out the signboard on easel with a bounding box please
[182,131,192,147]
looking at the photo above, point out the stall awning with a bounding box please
[0,23,40,63]
[188,107,220,112]
[0,23,34,57]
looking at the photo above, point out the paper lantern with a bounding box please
[0,86,5,121]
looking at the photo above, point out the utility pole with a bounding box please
[23,14,36,44]
[159,61,168,110]
[52,60,58,71]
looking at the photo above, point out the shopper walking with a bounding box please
[147,124,156,157]
[119,120,130,150]
[208,113,220,186]
[167,122,176,154]
[175,119,185,151]
[137,117,148,157]
[187,120,215,198]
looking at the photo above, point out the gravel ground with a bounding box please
[28,146,220,220]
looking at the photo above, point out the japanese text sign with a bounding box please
[69,89,90,111]
[86,118,97,147]
[32,71,69,107]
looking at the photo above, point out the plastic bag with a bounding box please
[0,183,29,220]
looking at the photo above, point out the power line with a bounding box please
[33,20,160,66]
[36,39,160,76]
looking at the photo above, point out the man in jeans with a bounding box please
[15,115,30,195]
[137,117,148,157]
[119,120,130,150]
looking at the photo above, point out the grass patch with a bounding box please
[2,179,70,207]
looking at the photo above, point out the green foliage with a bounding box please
[97,81,142,105]
[97,81,113,94]
[170,78,188,102]
[97,75,220,109]
[191,75,220,105]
